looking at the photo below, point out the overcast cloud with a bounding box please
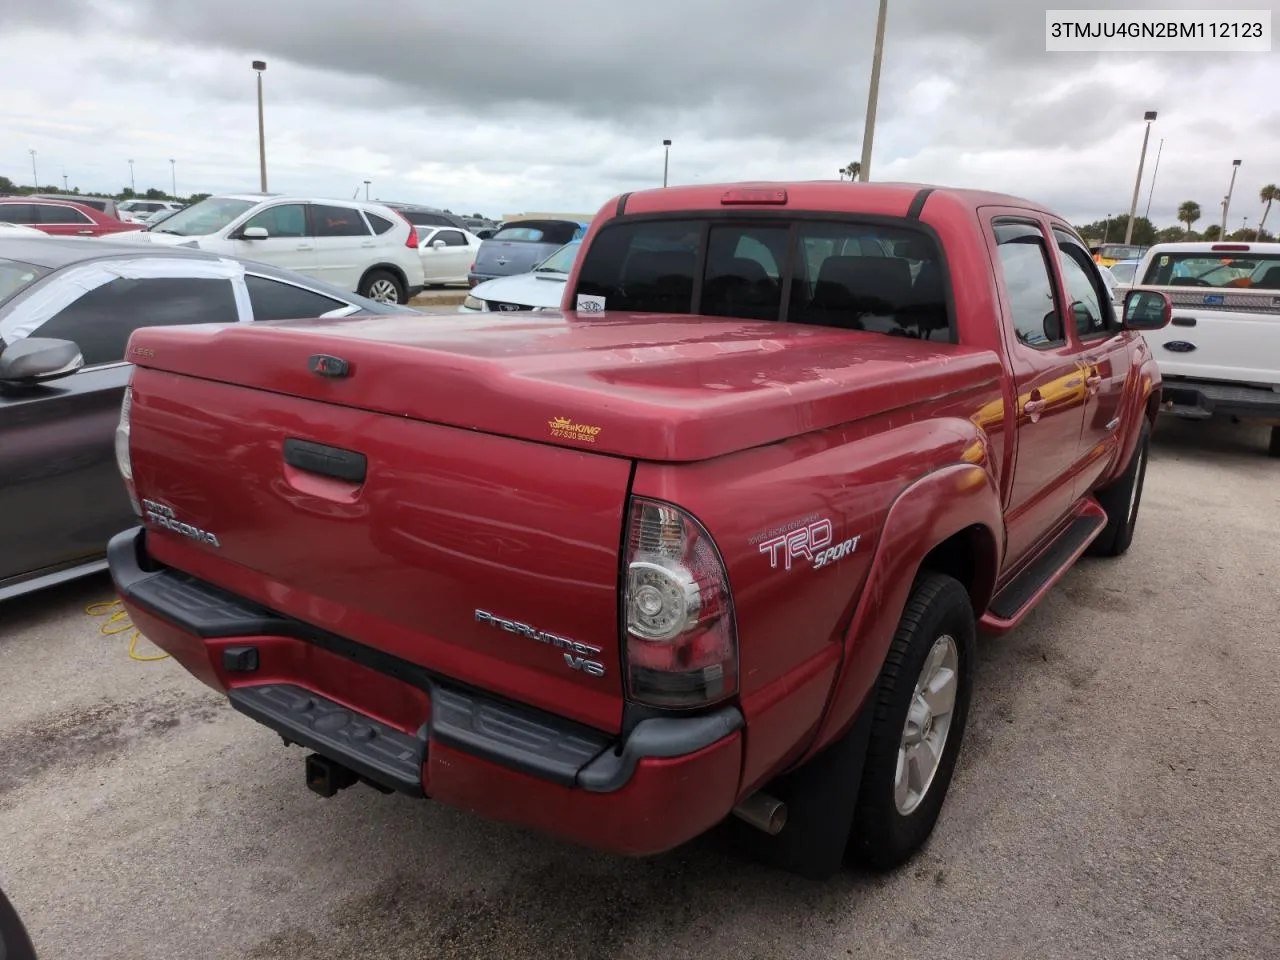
[2,0,1276,227]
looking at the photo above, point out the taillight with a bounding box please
[115,385,140,517]
[622,497,737,708]
[390,209,419,249]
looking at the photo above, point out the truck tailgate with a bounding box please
[1145,288,1280,385]
[128,367,631,733]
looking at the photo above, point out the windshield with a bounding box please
[1142,252,1280,289]
[0,258,49,305]
[149,197,256,236]
[1109,262,1139,284]
[533,241,582,274]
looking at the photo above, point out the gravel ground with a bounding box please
[1,417,1276,960]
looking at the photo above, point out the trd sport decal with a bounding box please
[758,518,860,571]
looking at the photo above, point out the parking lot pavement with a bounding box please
[1,419,1277,960]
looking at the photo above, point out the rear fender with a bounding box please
[803,461,1003,759]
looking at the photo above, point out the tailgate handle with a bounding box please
[283,438,367,483]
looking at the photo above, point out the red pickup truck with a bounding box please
[107,182,1172,879]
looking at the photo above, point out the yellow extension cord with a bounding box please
[84,598,171,662]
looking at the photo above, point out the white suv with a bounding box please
[117,199,182,224]
[134,194,427,303]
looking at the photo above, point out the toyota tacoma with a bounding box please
[107,181,1172,878]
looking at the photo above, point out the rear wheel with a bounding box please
[1087,421,1150,557]
[848,572,976,870]
[1268,425,1280,458]
[360,270,406,304]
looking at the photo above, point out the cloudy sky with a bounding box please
[2,0,1276,228]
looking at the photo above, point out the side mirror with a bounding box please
[431,239,447,249]
[1123,289,1172,330]
[0,337,83,385]
[241,226,269,240]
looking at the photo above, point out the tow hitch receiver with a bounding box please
[306,753,358,798]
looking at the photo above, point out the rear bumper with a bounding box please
[1159,378,1280,422]
[107,527,744,856]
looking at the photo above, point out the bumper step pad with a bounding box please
[229,683,426,796]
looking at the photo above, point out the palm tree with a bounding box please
[1177,201,1201,237]
[1257,184,1277,240]
[843,160,862,182]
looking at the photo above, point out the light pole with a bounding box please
[858,0,890,182]
[128,159,135,194]
[170,158,176,198]
[29,149,37,189]
[1221,158,1242,234]
[662,139,671,187]
[363,179,371,200]
[1143,137,1164,220]
[253,60,268,192]
[1124,110,1157,245]
[62,169,69,191]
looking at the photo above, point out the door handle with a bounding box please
[360,241,375,248]
[1171,316,1197,327]
[296,243,314,251]
[1023,397,1047,422]
[78,229,94,235]
[1086,373,1103,389]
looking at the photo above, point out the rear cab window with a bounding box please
[1142,251,1280,290]
[572,216,952,340]
[493,221,583,246]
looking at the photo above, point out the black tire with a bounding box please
[0,886,37,960]
[848,572,976,871]
[1087,421,1150,557]
[359,269,406,305]
[1268,425,1280,458]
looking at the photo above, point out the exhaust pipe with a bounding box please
[305,753,358,798]
[732,792,787,835]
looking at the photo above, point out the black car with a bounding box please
[381,202,473,234]
[0,237,416,602]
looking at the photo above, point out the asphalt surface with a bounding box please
[1,417,1277,960]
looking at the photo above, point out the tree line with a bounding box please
[0,175,208,206]
[1078,184,1278,245]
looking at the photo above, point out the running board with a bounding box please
[980,502,1107,633]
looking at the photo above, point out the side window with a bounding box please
[37,205,93,225]
[789,222,950,338]
[702,225,788,321]
[313,205,370,238]
[242,203,308,238]
[434,230,467,247]
[992,222,1063,349]
[574,220,700,314]
[1054,230,1114,338]
[0,204,37,224]
[366,213,395,235]
[245,274,349,321]
[32,276,240,366]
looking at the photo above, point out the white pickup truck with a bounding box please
[1132,241,1280,456]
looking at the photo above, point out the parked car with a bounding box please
[0,236,417,603]
[127,194,427,303]
[469,219,587,285]
[418,226,483,286]
[0,198,142,238]
[1129,240,1280,455]
[117,199,182,224]
[1093,243,1148,268]
[1105,258,1142,305]
[463,217,498,239]
[33,193,120,220]
[106,180,1171,880]
[459,239,582,313]
[0,222,46,237]
[381,202,473,233]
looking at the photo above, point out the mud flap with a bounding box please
[718,698,875,880]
